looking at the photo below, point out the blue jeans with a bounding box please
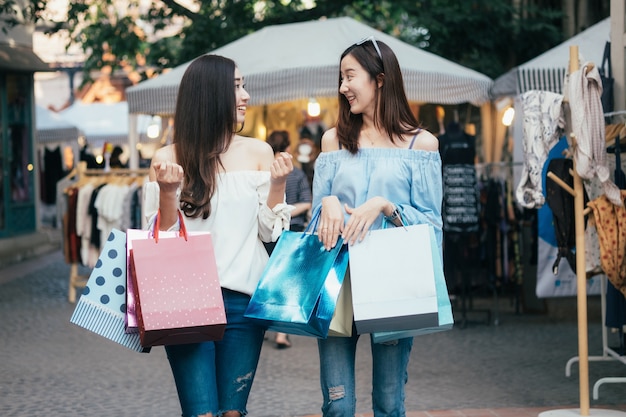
[317,332,413,417]
[165,289,265,417]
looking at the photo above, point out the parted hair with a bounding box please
[336,39,420,154]
[173,54,237,219]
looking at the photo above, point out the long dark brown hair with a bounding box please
[336,39,420,154]
[173,54,237,219]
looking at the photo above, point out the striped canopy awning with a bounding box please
[35,105,80,144]
[518,67,567,95]
[127,17,494,116]
[491,17,609,98]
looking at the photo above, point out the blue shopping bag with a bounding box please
[245,206,349,338]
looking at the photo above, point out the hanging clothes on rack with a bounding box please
[569,62,622,207]
[516,90,565,209]
[62,162,150,302]
[597,112,626,339]
[545,158,589,275]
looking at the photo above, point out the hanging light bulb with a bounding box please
[502,107,515,127]
[147,115,161,139]
[307,97,321,117]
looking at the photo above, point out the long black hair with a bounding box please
[173,54,237,219]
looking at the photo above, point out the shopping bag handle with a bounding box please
[382,206,408,230]
[154,210,188,243]
[303,204,322,236]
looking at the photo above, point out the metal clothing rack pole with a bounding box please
[540,45,626,417]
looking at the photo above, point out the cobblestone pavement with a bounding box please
[1,250,625,417]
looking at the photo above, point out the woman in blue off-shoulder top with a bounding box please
[312,37,443,417]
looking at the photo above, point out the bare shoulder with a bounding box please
[412,129,439,152]
[228,135,274,170]
[321,128,340,152]
[236,135,273,158]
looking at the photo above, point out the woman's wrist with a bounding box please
[382,199,401,224]
[384,206,401,223]
[381,199,396,217]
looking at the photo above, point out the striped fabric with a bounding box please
[403,70,493,105]
[518,68,567,95]
[71,298,146,352]
[36,127,80,144]
[127,66,492,116]
[127,85,179,117]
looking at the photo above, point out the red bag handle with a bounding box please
[154,210,188,243]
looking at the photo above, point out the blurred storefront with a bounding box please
[0,6,57,266]
[0,16,50,240]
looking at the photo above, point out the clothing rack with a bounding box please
[540,46,626,417]
[564,108,626,400]
[65,161,149,303]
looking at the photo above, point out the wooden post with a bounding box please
[568,44,590,417]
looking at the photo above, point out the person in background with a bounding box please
[312,37,443,416]
[265,129,313,349]
[296,127,319,190]
[146,54,293,417]
[109,146,128,168]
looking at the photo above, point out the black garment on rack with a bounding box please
[88,183,107,250]
[545,158,589,274]
[600,41,614,114]
[43,146,65,204]
[439,123,479,234]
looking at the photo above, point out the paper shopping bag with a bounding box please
[328,269,353,337]
[245,206,349,338]
[126,228,185,334]
[349,223,439,334]
[372,225,453,343]
[70,229,149,353]
[125,212,193,334]
[129,213,226,347]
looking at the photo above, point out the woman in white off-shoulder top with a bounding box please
[145,54,293,417]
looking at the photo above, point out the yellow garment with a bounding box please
[587,191,626,297]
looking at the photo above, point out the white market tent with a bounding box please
[127,16,493,115]
[59,100,153,149]
[485,17,611,175]
[126,17,493,167]
[125,17,494,168]
[491,17,609,97]
[35,105,80,145]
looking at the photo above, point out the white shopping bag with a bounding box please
[349,223,439,334]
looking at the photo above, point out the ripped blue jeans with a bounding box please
[165,289,265,417]
[317,333,413,417]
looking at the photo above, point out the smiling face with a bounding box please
[234,67,250,124]
[339,53,379,117]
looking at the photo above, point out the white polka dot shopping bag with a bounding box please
[70,229,150,353]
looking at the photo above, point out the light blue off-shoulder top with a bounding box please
[312,148,443,248]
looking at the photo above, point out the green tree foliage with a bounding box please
[0,0,604,81]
